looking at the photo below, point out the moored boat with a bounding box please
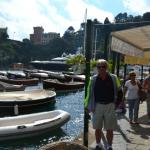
[43,79,84,91]
[29,72,49,79]
[64,74,85,82]
[0,81,25,92]
[7,71,26,79]
[0,89,56,115]
[0,77,39,85]
[0,110,70,141]
[38,70,71,82]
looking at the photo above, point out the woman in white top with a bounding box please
[124,71,141,124]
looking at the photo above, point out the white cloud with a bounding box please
[0,0,114,41]
[123,0,150,14]
[66,0,114,26]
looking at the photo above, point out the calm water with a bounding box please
[0,83,85,150]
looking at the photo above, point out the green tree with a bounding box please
[104,17,111,24]
[143,12,150,21]
[66,54,85,65]
[115,12,128,23]
[133,15,142,22]
[127,15,134,22]
[62,26,75,53]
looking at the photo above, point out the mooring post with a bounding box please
[83,19,92,147]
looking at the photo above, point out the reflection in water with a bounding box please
[0,128,68,150]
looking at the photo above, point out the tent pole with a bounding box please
[112,51,116,73]
[116,53,120,77]
[141,65,143,83]
[123,64,127,85]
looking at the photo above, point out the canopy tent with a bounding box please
[124,55,150,65]
[111,25,150,65]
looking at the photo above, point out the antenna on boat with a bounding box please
[83,8,87,56]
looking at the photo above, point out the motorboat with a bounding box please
[0,77,39,85]
[43,79,84,91]
[0,81,25,92]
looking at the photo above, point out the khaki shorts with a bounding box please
[92,103,117,130]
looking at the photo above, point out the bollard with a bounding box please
[14,104,19,115]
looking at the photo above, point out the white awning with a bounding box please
[111,36,143,57]
[111,25,150,65]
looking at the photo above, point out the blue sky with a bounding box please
[0,0,150,41]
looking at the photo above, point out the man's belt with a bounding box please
[97,101,113,104]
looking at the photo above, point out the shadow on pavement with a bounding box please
[128,115,150,140]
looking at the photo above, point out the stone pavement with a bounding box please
[88,117,126,150]
[74,101,150,150]
[125,102,150,150]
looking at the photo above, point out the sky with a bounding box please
[0,0,150,41]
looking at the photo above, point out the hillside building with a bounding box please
[30,26,60,45]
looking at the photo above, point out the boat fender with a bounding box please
[14,104,19,115]
[17,125,26,129]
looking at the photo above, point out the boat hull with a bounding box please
[0,110,70,141]
[0,89,56,116]
[0,78,39,85]
[43,79,84,91]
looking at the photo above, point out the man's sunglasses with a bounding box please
[97,65,106,69]
[130,74,136,77]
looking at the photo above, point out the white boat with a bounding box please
[29,72,49,79]
[0,81,25,92]
[0,89,56,114]
[0,110,70,141]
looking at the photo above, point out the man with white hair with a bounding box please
[85,59,120,150]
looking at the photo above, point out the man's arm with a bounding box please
[84,79,92,109]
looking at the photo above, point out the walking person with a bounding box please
[84,59,120,150]
[143,68,150,123]
[123,71,140,124]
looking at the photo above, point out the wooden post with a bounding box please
[116,53,120,77]
[84,19,92,147]
[141,65,143,83]
[123,64,127,85]
[112,51,116,74]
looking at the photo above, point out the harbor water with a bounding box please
[0,83,85,150]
